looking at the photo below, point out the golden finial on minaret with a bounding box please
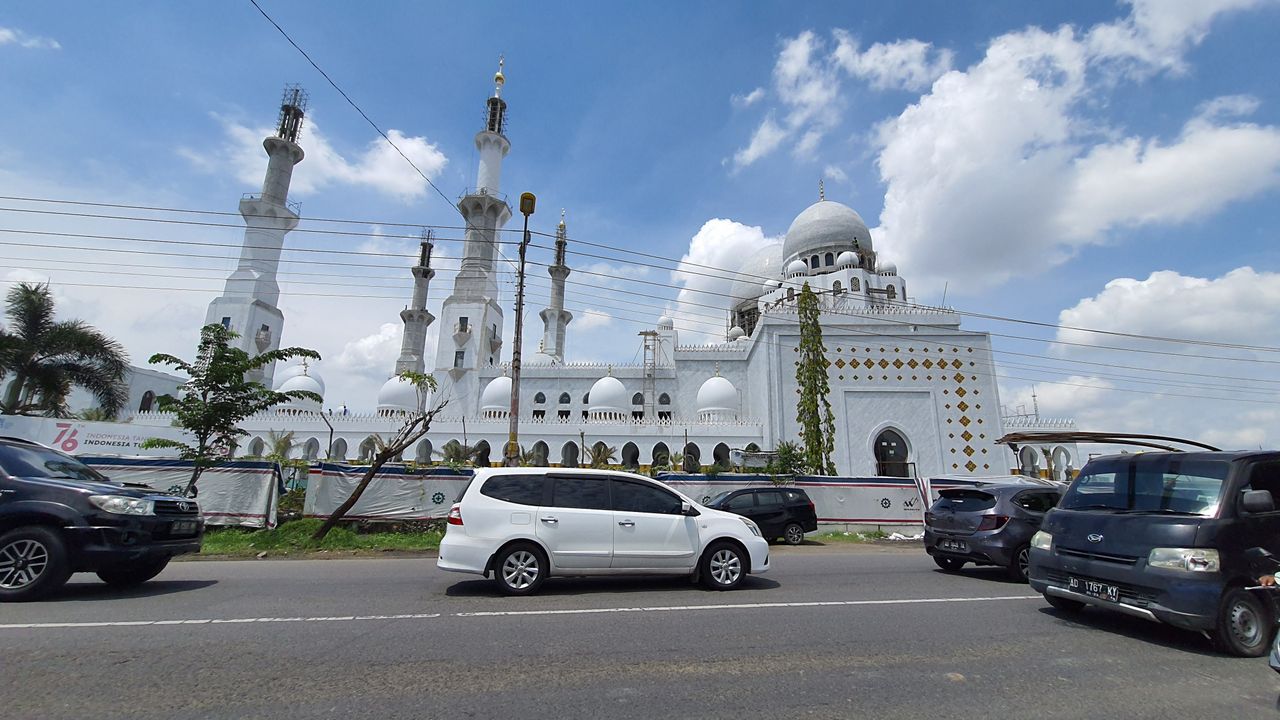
[559,208,566,229]
[819,178,825,201]
[494,55,505,97]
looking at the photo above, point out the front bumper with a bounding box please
[65,514,204,570]
[745,536,770,574]
[1028,547,1220,631]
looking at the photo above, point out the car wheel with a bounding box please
[782,523,805,546]
[96,557,171,587]
[933,556,965,572]
[701,542,746,591]
[1044,594,1086,613]
[0,526,72,602]
[493,543,547,596]
[1007,545,1031,583]
[1212,588,1273,657]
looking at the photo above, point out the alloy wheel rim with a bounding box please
[1230,602,1262,646]
[786,526,803,544]
[0,539,49,590]
[502,550,539,590]
[710,549,742,585]
[1017,549,1030,578]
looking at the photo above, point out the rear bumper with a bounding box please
[437,531,492,576]
[923,528,1018,567]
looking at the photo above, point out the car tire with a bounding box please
[1044,594,1086,613]
[933,556,965,572]
[0,526,72,602]
[782,523,805,546]
[493,543,547,596]
[701,542,747,591]
[1007,545,1031,583]
[1212,587,1273,657]
[96,557,171,587]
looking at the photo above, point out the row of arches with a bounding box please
[533,392,672,406]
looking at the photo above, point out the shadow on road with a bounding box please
[1035,605,1226,658]
[444,574,781,598]
[44,579,219,603]
[932,566,1024,585]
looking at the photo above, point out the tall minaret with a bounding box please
[205,85,307,388]
[538,210,573,363]
[433,59,512,413]
[396,231,437,374]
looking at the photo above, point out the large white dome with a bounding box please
[377,375,422,413]
[275,363,325,395]
[480,376,512,416]
[587,375,628,418]
[727,242,783,310]
[782,200,872,266]
[696,375,739,421]
[278,373,323,398]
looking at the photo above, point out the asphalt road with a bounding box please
[1,544,1276,719]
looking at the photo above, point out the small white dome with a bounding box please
[480,376,512,416]
[727,326,745,341]
[785,259,808,278]
[880,261,898,275]
[377,375,423,413]
[762,278,782,293]
[657,316,674,330]
[278,373,323,398]
[837,251,858,268]
[588,375,628,417]
[697,375,739,421]
[275,363,325,395]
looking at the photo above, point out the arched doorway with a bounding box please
[302,437,320,462]
[532,441,549,467]
[561,441,580,468]
[358,436,378,463]
[138,390,156,413]
[1052,446,1071,482]
[712,442,731,470]
[652,442,670,468]
[621,442,640,470]
[330,438,347,461]
[1019,446,1042,478]
[415,439,433,463]
[473,440,491,468]
[683,443,701,473]
[246,437,266,458]
[874,428,910,477]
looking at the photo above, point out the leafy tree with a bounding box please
[312,371,444,540]
[141,323,321,496]
[77,406,118,422]
[588,442,617,468]
[0,282,128,417]
[772,440,804,476]
[795,283,836,475]
[518,445,540,467]
[265,429,296,463]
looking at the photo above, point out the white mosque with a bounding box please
[130,65,1078,479]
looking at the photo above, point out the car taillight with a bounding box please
[807,499,815,512]
[977,514,1009,531]
[924,511,935,526]
[447,505,463,526]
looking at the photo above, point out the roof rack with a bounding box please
[996,431,1221,453]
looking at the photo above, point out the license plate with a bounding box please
[1068,576,1120,603]
[939,539,967,552]
[170,520,198,536]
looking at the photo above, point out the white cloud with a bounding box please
[668,219,778,342]
[832,31,954,91]
[1086,0,1267,75]
[823,165,848,183]
[731,115,787,170]
[731,87,766,107]
[0,26,60,50]
[182,114,448,202]
[574,309,613,331]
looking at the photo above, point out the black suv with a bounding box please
[705,487,818,545]
[0,436,203,601]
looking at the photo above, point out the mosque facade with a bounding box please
[130,66,1077,479]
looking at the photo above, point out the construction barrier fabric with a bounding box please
[303,464,472,521]
[80,456,281,529]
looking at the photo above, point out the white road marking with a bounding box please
[455,594,1041,617]
[0,613,441,630]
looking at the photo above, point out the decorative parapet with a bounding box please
[1000,416,1077,430]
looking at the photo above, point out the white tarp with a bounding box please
[304,463,472,521]
[80,456,280,529]
[0,414,187,456]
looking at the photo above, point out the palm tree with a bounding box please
[266,430,296,463]
[0,282,128,416]
[436,440,479,467]
[589,442,617,469]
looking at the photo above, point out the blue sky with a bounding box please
[3,1,1280,448]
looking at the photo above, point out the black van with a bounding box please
[1027,450,1280,656]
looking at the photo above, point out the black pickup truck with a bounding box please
[0,436,203,601]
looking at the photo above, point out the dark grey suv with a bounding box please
[924,481,1063,582]
[705,487,818,545]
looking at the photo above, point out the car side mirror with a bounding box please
[681,501,700,517]
[1245,546,1275,561]
[1241,489,1275,514]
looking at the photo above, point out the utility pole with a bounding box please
[505,192,536,466]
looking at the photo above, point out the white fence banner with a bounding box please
[80,456,280,529]
[0,414,187,456]
[303,464,472,521]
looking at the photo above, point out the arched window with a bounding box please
[558,392,571,405]
[246,437,266,458]
[621,442,640,470]
[415,439,432,463]
[683,443,701,473]
[532,441,549,466]
[833,280,843,294]
[561,442,580,468]
[473,440,491,468]
[138,390,156,413]
[330,438,348,461]
[631,392,644,405]
[874,428,910,477]
[658,393,671,405]
[810,255,820,269]
[713,443,731,470]
[302,438,321,462]
[787,287,795,301]
[582,393,589,404]
[850,277,860,291]
[534,392,546,404]
[824,252,834,266]
[886,284,897,300]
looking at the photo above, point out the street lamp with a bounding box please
[504,192,536,466]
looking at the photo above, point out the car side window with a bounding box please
[1012,492,1055,513]
[480,475,545,506]
[550,476,611,511]
[757,491,784,506]
[1244,462,1280,510]
[725,493,755,510]
[612,480,682,514]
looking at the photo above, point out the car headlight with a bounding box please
[89,495,155,516]
[1148,548,1220,573]
[739,517,761,537]
[1030,531,1053,551]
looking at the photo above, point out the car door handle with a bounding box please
[617,520,635,527]
[540,517,558,524]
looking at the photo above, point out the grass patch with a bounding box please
[812,529,888,544]
[200,518,442,557]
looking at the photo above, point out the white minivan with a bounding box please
[437,468,771,595]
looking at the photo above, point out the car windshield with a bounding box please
[0,443,110,484]
[1058,455,1229,517]
[706,491,731,506]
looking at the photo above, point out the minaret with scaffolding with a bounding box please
[205,85,307,388]
[538,210,573,363]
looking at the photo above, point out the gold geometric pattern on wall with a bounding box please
[953,372,965,383]
[963,446,975,457]
[961,430,973,442]
[965,461,978,472]
[878,359,890,369]
[922,359,934,369]
[864,359,875,369]
[892,358,904,369]
[959,416,971,427]
[957,401,969,412]
[955,387,967,397]
[907,359,919,369]
[834,358,846,369]
[951,359,963,369]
